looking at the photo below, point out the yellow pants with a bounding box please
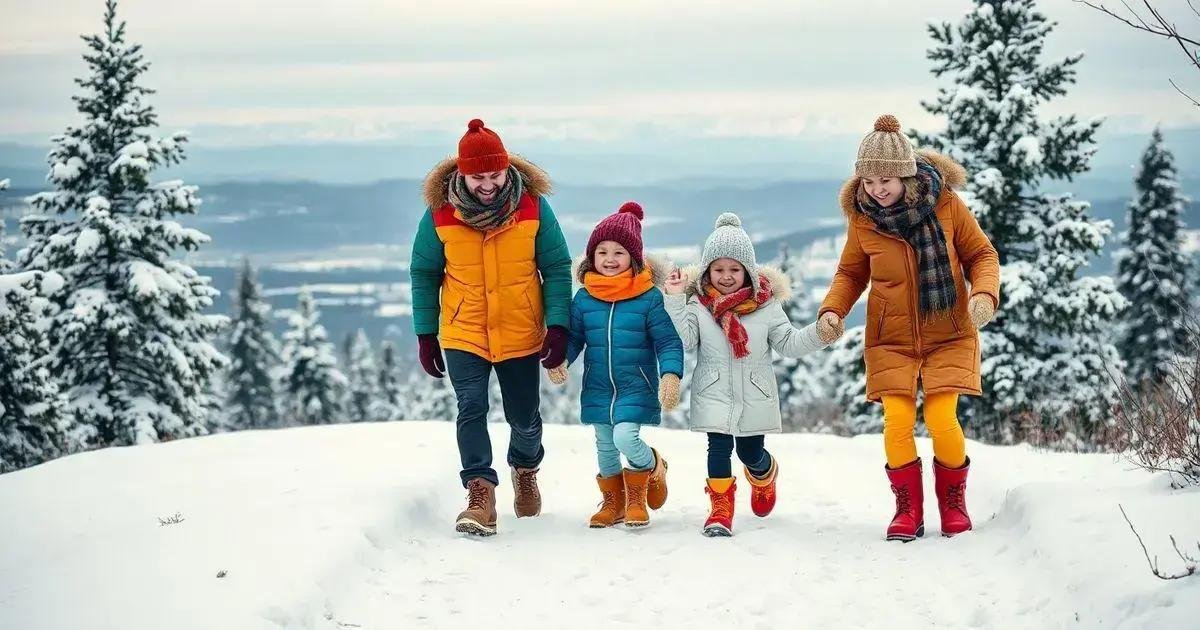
[882,393,966,469]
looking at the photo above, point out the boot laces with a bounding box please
[708,488,733,520]
[946,483,965,511]
[892,485,912,514]
[751,483,771,503]
[628,480,647,503]
[466,483,489,510]
[516,469,538,497]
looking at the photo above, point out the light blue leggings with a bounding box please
[594,423,654,478]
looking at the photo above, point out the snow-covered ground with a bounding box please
[1,422,1196,630]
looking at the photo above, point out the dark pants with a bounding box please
[445,350,545,487]
[707,433,772,479]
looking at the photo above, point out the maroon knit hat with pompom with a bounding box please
[586,201,646,267]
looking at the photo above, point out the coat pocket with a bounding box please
[446,293,466,325]
[694,368,720,396]
[748,368,775,400]
[639,366,655,392]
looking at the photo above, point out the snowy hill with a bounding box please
[1,422,1196,630]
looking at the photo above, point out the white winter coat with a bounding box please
[664,266,826,437]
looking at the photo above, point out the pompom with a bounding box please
[618,201,644,220]
[715,212,742,228]
[467,118,485,131]
[874,114,901,133]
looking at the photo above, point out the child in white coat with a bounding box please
[664,212,842,536]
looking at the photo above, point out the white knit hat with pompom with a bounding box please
[700,212,757,280]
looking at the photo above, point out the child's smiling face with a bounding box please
[593,241,632,277]
[707,258,747,295]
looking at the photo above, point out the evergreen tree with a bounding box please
[823,326,876,434]
[917,0,1122,438]
[372,340,403,422]
[345,328,379,422]
[0,178,10,273]
[985,195,1127,435]
[279,287,347,425]
[402,370,457,422]
[223,258,280,431]
[0,268,92,472]
[917,0,1101,265]
[774,244,828,425]
[1116,129,1192,385]
[18,1,227,446]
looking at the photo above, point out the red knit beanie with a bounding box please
[456,119,510,175]
[587,201,646,267]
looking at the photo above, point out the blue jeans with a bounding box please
[594,423,654,477]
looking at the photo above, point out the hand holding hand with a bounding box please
[816,311,845,345]
[547,363,569,385]
[540,325,568,369]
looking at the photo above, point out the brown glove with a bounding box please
[547,363,569,385]
[658,373,681,412]
[968,294,996,329]
[817,311,845,344]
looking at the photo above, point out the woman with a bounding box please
[817,114,1000,541]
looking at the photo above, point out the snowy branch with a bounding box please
[1118,505,1198,580]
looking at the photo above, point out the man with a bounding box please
[410,119,572,536]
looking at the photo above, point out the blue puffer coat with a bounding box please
[566,262,685,426]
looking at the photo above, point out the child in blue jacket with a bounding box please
[548,201,684,528]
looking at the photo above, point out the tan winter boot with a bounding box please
[623,468,652,528]
[589,474,626,528]
[455,478,498,537]
[511,467,542,517]
[646,448,668,510]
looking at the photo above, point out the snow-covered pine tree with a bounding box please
[540,362,581,425]
[0,267,92,472]
[823,326,877,434]
[773,244,828,428]
[402,369,457,422]
[279,287,347,425]
[345,329,379,422]
[223,258,280,431]
[916,0,1101,265]
[984,195,1127,439]
[372,340,403,422]
[18,1,227,446]
[1116,128,1192,385]
[916,0,1122,440]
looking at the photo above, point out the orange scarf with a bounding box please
[583,268,655,302]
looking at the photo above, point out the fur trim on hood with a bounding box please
[574,253,672,287]
[677,263,792,303]
[422,154,553,210]
[838,148,968,219]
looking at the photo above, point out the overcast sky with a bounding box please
[2,0,1198,147]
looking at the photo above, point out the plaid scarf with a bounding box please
[447,165,524,232]
[857,159,958,319]
[698,273,774,359]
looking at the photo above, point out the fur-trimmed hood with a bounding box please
[574,253,672,286]
[838,148,968,219]
[422,154,553,210]
[676,263,792,303]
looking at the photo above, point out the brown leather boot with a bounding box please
[646,448,668,510]
[589,474,626,528]
[455,478,497,537]
[511,467,542,517]
[623,468,652,527]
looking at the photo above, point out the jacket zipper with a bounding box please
[864,220,922,356]
[607,302,617,424]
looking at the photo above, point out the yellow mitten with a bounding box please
[968,295,996,329]
[547,363,569,385]
[658,373,681,412]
